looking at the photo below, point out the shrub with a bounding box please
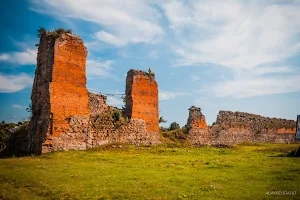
[37,27,73,39]
[169,122,180,130]
[112,110,121,121]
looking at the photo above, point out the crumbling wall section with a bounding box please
[125,70,159,133]
[188,108,297,146]
[49,107,160,152]
[187,106,208,129]
[89,116,160,147]
[186,106,210,145]
[88,92,109,116]
[215,111,296,134]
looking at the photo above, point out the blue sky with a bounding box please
[1,0,300,127]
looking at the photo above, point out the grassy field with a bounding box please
[0,143,299,200]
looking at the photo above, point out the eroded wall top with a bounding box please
[216,111,296,133]
[187,106,207,129]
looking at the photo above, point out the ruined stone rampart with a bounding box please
[216,111,296,133]
[125,69,159,133]
[188,107,298,146]
[22,31,160,154]
[18,29,298,154]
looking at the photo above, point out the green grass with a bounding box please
[0,143,299,200]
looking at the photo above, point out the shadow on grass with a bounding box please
[269,146,300,157]
[0,150,33,159]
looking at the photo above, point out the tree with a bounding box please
[159,117,167,123]
[169,122,180,130]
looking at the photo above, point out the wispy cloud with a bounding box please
[107,95,124,107]
[0,73,33,93]
[28,0,300,99]
[166,1,300,69]
[86,59,115,79]
[210,75,300,98]
[159,90,191,101]
[0,49,37,65]
[160,1,300,98]
[12,104,25,109]
[30,0,164,46]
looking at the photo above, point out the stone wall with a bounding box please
[125,70,159,133]
[188,107,298,146]
[88,92,109,116]
[216,111,296,133]
[42,100,160,152]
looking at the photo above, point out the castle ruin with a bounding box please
[23,31,160,154]
[15,29,299,154]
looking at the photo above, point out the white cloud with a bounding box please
[86,59,115,79]
[0,49,37,65]
[0,73,33,93]
[159,91,191,101]
[0,54,9,61]
[30,0,164,46]
[107,95,124,107]
[12,104,25,109]
[94,31,126,47]
[212,75,300,98]
[160,1,300,98]
[166,1,300,69]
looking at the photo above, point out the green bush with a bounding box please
[112,110,121,121]
[169,122,180,130]
[0,121,18,152]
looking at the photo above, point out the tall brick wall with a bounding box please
[27,32,90,153]
[125,70,159,133]
[50,33,90,136]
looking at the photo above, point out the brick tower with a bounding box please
[27,30,90,153]
[125,69,159,133]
